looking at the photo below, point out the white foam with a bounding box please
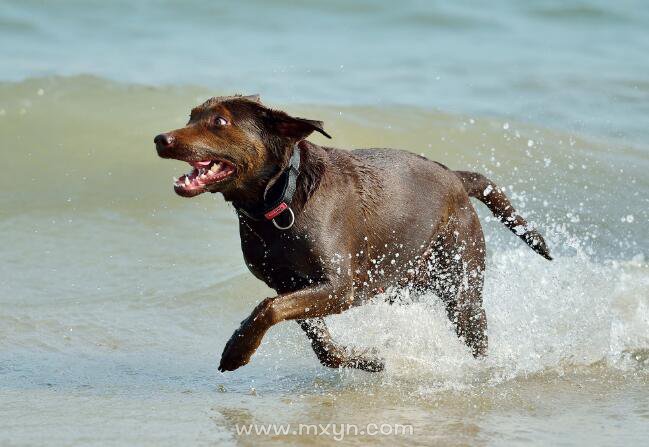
[326,248,649,389]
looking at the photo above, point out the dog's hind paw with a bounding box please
[341,347,385,372]
[344,356,385,372]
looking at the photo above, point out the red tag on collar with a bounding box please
[264,202,288,220]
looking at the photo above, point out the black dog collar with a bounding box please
[233,143,301,230]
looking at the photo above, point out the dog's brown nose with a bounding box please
[154,133,174,149]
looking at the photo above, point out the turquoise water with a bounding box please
[1,1,649,446]
[2,0,649,143]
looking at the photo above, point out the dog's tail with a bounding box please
[455,170,552,260]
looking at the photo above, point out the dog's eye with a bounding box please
[213,116,228,127]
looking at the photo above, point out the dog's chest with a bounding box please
[239,222,323,291]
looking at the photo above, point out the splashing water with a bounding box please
[1,76,648,445]
[343,199,647,381]
[328,246,648,391]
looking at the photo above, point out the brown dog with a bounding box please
[155,95,552,372]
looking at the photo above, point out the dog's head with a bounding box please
[155,95,330,199]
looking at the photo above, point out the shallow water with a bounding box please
[1,1,649,446]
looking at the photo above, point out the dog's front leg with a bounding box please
[218,281,353,372]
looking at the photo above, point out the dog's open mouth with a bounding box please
[173,159,236,197]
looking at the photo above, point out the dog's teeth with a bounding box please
[210,163,221,172]
[184,177,190,185]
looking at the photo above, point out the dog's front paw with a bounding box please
[218,298,277,372]
[218,328,250,371]
[218,324,264,372]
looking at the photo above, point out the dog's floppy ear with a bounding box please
[278,116,332,140]
[266,109,332,140]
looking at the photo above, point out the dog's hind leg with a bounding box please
[437,267,487,358]
[297,318,384,372]
[429,212,488,358]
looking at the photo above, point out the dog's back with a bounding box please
[296,145,475,287]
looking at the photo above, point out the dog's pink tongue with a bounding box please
[192,161,212,168]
